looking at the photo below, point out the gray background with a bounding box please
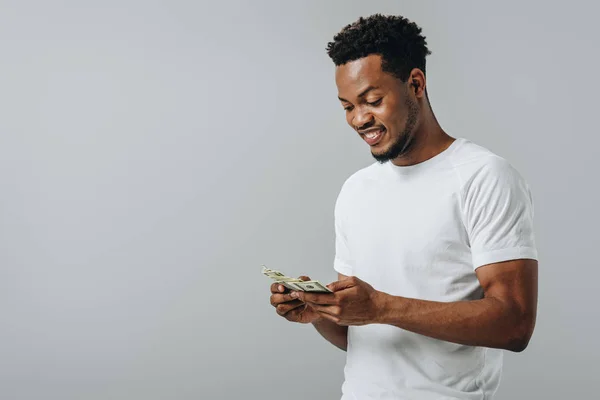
[0,0,597,399]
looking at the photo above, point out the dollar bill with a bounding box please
[279,281,304,291]
[262,265,332,293]
[294,280,331,292]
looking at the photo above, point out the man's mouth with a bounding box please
[361,127,387,146]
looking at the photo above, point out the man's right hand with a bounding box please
[270,276,320,324]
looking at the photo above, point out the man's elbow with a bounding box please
[505,313,536,352]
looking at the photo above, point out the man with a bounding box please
[269,14,538,400]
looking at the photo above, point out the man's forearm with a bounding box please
[312,317,348,351]
[376,293,534,352]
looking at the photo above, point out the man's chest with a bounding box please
[343,185,475,299]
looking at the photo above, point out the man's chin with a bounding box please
[372,138,412,163]
[372,149,394,164]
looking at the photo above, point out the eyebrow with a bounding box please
[338,85,380,103]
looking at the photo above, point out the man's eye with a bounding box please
[344,106,354,112]
[367,98,382,106]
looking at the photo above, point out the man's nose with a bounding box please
[352,107,374,130]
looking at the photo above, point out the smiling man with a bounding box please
[269,14,538,400]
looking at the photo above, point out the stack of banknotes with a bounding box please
[262,265,332,293]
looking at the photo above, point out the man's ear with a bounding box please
[408,68,426,98]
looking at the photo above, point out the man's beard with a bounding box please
[372,97,419,164]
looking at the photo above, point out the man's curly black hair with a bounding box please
[326,14,432,82]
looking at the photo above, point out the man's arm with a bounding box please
[296,259,537,352]
[377,259,538,352]
[311,273,349,351]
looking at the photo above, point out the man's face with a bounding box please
[336,54,419,163]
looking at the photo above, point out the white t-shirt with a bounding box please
[333,138,538,400]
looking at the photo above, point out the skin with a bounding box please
[336,54,454,166]
[269,54,538,352]
[270,274,348,351]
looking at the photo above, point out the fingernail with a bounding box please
[290,292,298,298]
[278,285,284,292]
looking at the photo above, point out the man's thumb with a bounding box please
[327,276,357,292]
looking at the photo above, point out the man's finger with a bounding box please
[270,293,297,306]
[276,300,304,316]
[309,303,341,316]
[316,310,341,325]
[327,276,359,292]
[270,282,287,294]
[293,291,337,305]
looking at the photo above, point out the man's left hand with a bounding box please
[290,276,385,326]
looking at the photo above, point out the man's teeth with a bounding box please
[365,130,382,139]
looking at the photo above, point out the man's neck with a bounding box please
[391,116,453,167]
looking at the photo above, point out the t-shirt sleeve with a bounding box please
[462,157,538,270]
[333,182,354,276]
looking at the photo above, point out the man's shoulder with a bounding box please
[450,138,521,184]
[450,138,504,167]
[451,138,529,196]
